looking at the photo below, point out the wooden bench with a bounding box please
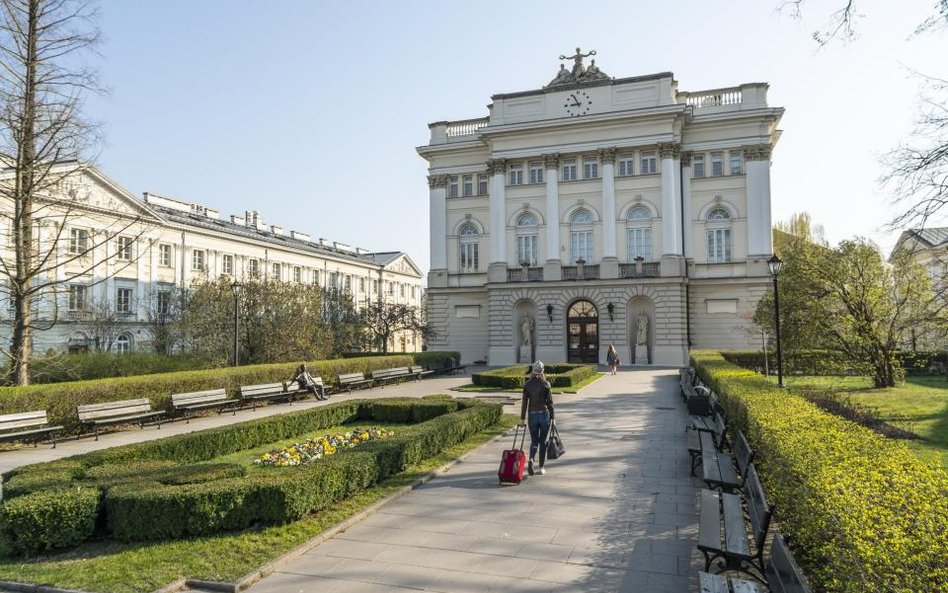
[238,382,306,410]
[698,534,812,593]
[698,464,773,581]
[688,409,729,475]
[370,366,411,386]
[409,365,434,380]
[77,399,165,441]
[171,388,234,422]
[0,410,63,448]
[337,372,373,392]
[680,367,698,400]
[700,430,755,493]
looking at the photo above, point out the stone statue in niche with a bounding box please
[520,316,535,346]
[636,314,649,345]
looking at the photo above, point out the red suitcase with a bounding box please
[498,425,528,484]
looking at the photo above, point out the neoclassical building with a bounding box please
[418,52,783,366]
[0,163,424,354]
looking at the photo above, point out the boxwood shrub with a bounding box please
[0,397,501,551]
[472,364,596,389]
[0,486,101,555]
[692,350,948,593]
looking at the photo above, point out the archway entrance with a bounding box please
[567,300,599,363]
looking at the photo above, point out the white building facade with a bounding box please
[0,164,424,354]
[419,55,783,366]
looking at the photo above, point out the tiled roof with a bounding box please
[909,228,948,248]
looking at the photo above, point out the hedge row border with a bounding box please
[471,364,596,389]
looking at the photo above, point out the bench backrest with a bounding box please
[711,410,728,450]
[734,430,756,479]
[338,372,367,383]
[78,398,152,421]
[409,365,424,373]
[372,367,409,379]
[766,534,812,593]
[744,464,773,551]
[171,388,228,406]
[0,410,49,433]
[239,383,285,397]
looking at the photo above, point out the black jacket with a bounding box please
[521,376,554,419]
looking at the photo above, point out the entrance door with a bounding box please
[567,300,599,363]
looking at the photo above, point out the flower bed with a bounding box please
[254,427,394,467]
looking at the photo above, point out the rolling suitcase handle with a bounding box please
[512,423,527,451]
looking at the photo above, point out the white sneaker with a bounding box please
[538,466,546,475]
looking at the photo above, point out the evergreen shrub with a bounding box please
[472,364,596,389]
[0,486,100,555]
[692,350,948,593]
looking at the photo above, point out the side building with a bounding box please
[0,163,424,354]
[418,53,783,366]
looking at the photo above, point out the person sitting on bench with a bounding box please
[289,364,327,400]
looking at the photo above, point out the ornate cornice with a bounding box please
[679,151,692,166]
[598,147,616,164]
[427,174,449,189]
[486,158,507,175]
[657,142,681,159]
[542,153,560,169]
[742,144,773,161]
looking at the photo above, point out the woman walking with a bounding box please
[606,344,620,375]
[520,360,555,476]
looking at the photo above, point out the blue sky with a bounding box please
[84,1,946,273]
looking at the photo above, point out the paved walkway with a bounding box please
[1,368,703,593]
[249,368,701,593]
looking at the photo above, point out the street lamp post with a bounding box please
[767,254,784,387]
[231,281,241,367]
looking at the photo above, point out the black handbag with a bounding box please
[546,420,566,460]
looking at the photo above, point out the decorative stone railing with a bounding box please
[507,266,544,282]
[619,262,661,278]
[562,264,600,281]
[681,87,742,109]
[446,117,489,138]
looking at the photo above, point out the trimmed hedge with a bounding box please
[0,397,501,552]
[472,364,596,389]
[692,350,948,593]
[0,355,416,435]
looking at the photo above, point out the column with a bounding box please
[599,148,618,279]
[427,174,448,288]
[658,142,683,276]
[680,151,693,258]
[487,158,507,282]
[543,153,562,281]
[744,144,773,259]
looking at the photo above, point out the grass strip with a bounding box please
[0,415,519,593]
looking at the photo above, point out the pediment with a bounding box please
[49,166,163,223]
[383,253,423,277]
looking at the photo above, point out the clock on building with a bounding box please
[563,90,591,116]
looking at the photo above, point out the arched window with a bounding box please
[626,206,652,261]
[707,207,732,263]
[458,223,479,272]
[516,213,539,266]
[115,334,132,354]
[570,209,594,263]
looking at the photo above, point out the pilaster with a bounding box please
[600,147,617,262]
[543,153,561,265]
[487,158,507,266]
[658,142,683,257]
[680,151,693,259]
[743,144,773,258]
[428,174,449,284]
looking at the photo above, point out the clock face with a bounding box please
[564,90,592,117]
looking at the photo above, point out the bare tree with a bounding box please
[73,295,121,352]
[0,0,148,384]
[361,301,431,354]
[780,1,947,46]
[143,286,180,355]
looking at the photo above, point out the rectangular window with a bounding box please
[448,176,459,198]
[158,244,172,267]
[329,272,338,288]
[462,175,473,196]
[570,231,594,263]
[345,275,352,291]
[618,154,634,176]
[359,277,365,292]
[729,151,743,175]
[271,262,281,280]
[508,164,523,185]
[529,162,544,184]
[477,174,488,195]
[191,249,205,271]
[69,228,89,255]
[116,287,133,313]
[248,259,259,278]
[222,254,233,275]
[640,151,657,174]
[562,158,577,181]
[583,156,599,179]
[156,290,171,316]
[293,266,301,283]
[517,235,538,266]
[68,284,87,311]
[372,279,379,294]
[711,152,724,177]
[693,154,705,177]
[117,236,133,261]
[627,228,652,261]
[460,242,479,272]
[399,283,406,297]
[707,229,732,263]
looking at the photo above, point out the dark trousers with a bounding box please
[528,410,551,466]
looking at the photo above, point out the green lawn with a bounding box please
[781,374,948,469]
[0,415,520,593]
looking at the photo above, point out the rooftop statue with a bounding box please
[545,48,610,88]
